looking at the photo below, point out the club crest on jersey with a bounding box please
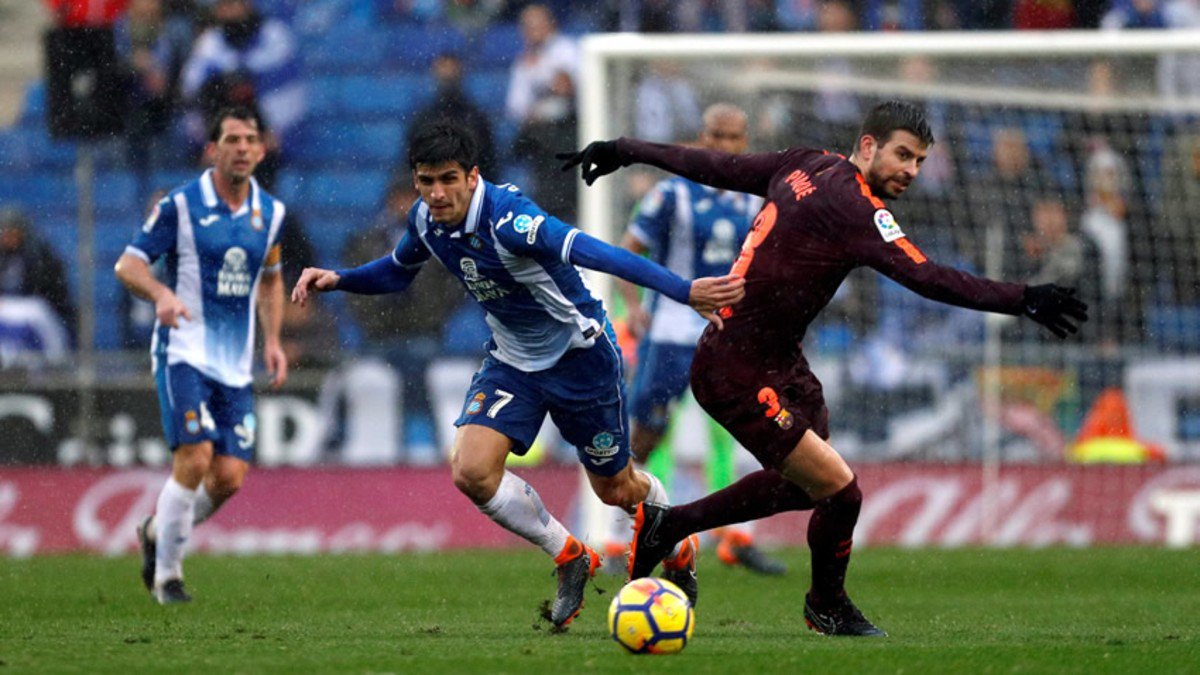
[873,209,904,242]
[586,431,619,458]
[235,413,256,449]
[218,246,252,296]
[251,208,264,231]
[466,391,486,415]
[184,410,201,435]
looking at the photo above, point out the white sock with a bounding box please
[639,469,670,506]
[192,483,216,526]
[144,482,215,545]
[153,477,197,586]
[478,471,571,557]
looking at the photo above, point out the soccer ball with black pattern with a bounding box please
[608,577,694,654]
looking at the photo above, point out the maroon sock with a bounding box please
[806,477,861,605]
[662,470,815,543]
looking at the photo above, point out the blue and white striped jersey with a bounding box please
[394,179,605,372]
[628,177,761,345]
[126,169,286,387]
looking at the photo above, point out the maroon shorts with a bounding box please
[690,344,829,471]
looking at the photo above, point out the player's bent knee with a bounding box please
[451,458,500,503]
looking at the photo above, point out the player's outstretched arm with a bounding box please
[566,230,743,325]
[290,266,341,307]
[257,270,288,388]
[688,275,746,331]
[559,138,783,196]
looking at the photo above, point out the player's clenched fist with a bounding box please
[291,267,341,307]
[688,274,745,330]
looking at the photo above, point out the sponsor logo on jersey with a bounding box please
[585,431,620,458]
[465,391,486,415]
[786,169,817,201]
[459,257,510,302]
[873,208,904,242]
[513,214,544,244]
[218,246,253,296]
[199,214,220,227]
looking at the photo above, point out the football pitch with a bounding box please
[1,547,1196,673]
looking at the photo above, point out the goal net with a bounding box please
[574,30,1200,545]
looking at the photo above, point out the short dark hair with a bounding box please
[857,100,935,149]
[207,106,261,143]
[407,122,479,172]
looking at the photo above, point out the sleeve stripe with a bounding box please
[854,173,886,209]
[262,263,283,274]
[124,246,151,263]
[894,237,927,264]
[561,228,580,264]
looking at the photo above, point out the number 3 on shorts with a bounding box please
[488,389,514,419]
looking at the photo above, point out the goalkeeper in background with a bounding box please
[606,103,786,577]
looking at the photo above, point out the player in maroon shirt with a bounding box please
[560,101,1087,636]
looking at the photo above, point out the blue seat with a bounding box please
[340,74,433,120]
[473,23,522,67]
[291,120,404,167]
[1146,305,1200,350]
[299,206,376,264]
[93,171,138,217]
[19,81,46,126]
[384,23,467,70]
[465,71,509,108]
[308,76,344,117]
[307,26,388,73]
[292,170,389,212]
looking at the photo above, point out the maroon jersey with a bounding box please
[615,139,1027,361]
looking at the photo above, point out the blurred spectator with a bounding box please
[1158,0,1200,103]
[0,209,74,365]
[341,179,468,424]
[1012,0,1076,29]
[1079,140,1132,342]
[1020,197,1083,288]
[1161,127,1200,304]
[115,0,194,178]
[967,126,1040,276]
[633,61,702,143]
[676,0,748,31]
[812,1,862,146]
[507,3,579,219]
[180,0,305,187]
[445,0,506,36]
[407,53,498,179]
[1101,0,1167,28]
[775,0,820,30]
[607,0,679,31]
[44,0,129,27]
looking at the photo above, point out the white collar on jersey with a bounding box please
[448,176,487,238]
[200,168,260,218]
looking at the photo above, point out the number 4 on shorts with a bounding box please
[488,389,514,419]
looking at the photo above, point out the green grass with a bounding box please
[1,548,1197,673]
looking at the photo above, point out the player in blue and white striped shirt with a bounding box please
[116,107,288,605]
[292,122,743,627]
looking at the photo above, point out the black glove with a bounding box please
[1022,284,1089,338]
[556,140,623,186]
